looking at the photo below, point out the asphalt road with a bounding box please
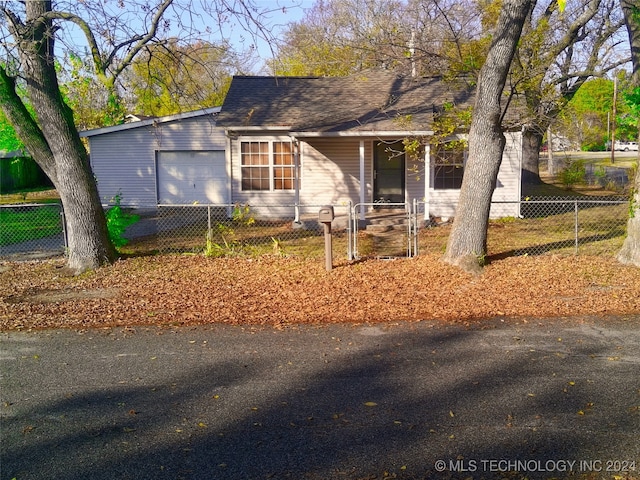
[1,317,639,480]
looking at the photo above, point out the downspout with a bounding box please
[225,133,233,205]
[225,131,236,218]
[424,143,430,223]
[291,135,301,223]
[359,140,366,221]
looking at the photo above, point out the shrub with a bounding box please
[560,159,586,189]
[105,193,139,249]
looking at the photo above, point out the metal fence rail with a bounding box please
[0,198,631,260]
[153,203,352,260]
[419,197,629,257]
[0,202,66,259]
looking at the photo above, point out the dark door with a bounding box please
[373,141,405,204]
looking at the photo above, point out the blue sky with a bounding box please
[222,0,316,72]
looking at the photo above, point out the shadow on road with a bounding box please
[2,324,639,479]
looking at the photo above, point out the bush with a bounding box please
[560,159,586,189]
[105,193,139,249]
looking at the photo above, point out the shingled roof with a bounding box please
[216,71,475,134]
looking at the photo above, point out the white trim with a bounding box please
[291,130,434,138]
[424,145,430,222]
[238,137,297,192]
[80,107,221,138]
[359,141,365,220]
[228,126,293,132]
[225,135,233,205]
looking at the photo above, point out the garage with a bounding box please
[157,150,227,205]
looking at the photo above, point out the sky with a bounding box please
[224,0,315,72]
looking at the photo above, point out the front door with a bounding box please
[373,141,405,205]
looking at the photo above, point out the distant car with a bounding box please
[614,141,639,151]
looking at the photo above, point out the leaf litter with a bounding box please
[1,253,640,331]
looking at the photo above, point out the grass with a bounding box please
[0,204,63,246]
[0,187,59,205]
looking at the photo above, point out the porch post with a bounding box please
[292,136,300,223]
[225,133,234,218]
[424,144,430,223]
[359,140,365,221]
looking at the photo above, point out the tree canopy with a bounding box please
[0,0,287,273]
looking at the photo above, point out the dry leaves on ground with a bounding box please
[1,254,640,331]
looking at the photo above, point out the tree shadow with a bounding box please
[2,324,638,479]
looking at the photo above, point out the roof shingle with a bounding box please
[216,71,475,133]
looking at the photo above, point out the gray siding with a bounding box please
[229,136,373,216]
[88,115,225,207]
[428,131,522,219]
[301,138,372,207]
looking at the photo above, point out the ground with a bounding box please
[2,253,640,331]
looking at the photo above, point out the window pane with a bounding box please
[274,141,293,166]
[241,141,269,165]
[242,166,270,190]
[434,165,464,189]
[274,165,295,190]
[433,143,465,190]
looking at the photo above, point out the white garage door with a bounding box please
[157,151,227,204]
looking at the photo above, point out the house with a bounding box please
[82,71,523,221]
[216,71,522,220]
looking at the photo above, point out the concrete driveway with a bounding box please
[1,317,639,480]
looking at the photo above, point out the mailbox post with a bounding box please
[318,206,335,271]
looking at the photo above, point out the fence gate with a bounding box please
[351,202,415,259]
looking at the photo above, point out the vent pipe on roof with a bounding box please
[409,29,416,77]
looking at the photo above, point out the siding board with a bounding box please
[88,115,226,207]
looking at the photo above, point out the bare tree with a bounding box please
[0,0,278,273]
[443,0,535,273]
[617,0,640,266]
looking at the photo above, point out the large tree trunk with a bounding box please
[617,0,640,267]
[521,125,544,185]
[443,0,534,273]
[3,1,116,273]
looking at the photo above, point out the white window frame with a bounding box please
[239,137,300,192]
[432,142,467,190]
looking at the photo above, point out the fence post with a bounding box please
[574,199,579,254]
[412,198,418,257]
[347,201,353,260]
[60,204,68,252]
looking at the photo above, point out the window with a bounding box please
[273,141,295,189]
[241,140,298,191]
[433,143,465,189]
[241,141,269,190]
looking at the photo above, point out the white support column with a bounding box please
[225,134,234,218]
[424,144,430,222]
[292,136,300,223]
[359,140,366,221]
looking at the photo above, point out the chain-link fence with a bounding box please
[146,204,353,261]
[417,196,629,257]
[0,203,66,259]
[0,198,631,261]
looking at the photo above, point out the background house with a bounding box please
[82,71,523,220]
